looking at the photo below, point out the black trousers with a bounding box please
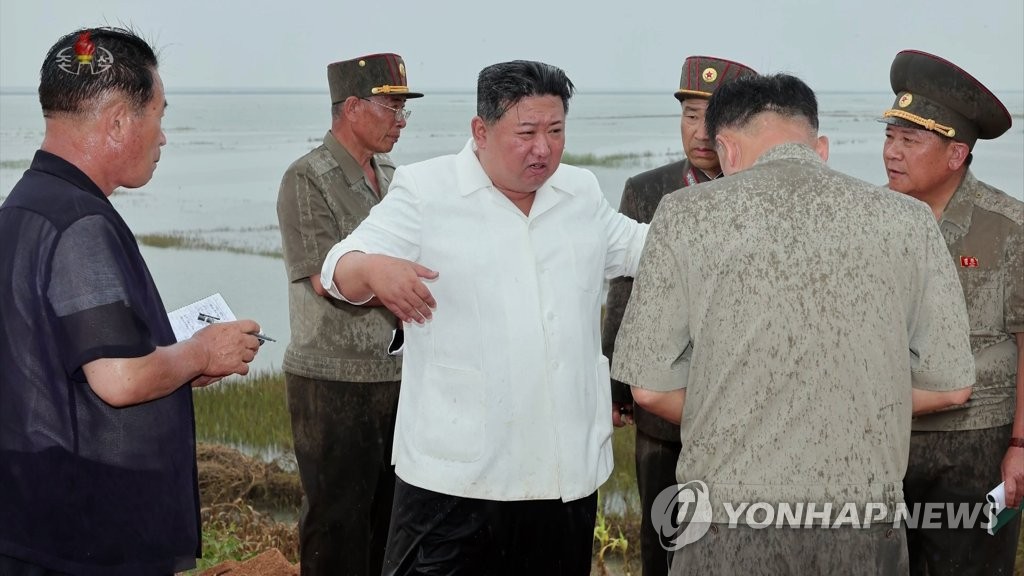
[286,374,401,576]
[904,424,1020,576]
[382,476,598,576]
[636,428,682,576]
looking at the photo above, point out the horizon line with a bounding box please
[2,86,1023,97]
[8,86,1020,95]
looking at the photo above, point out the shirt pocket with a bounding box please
[568,230,605,294]
[962,270,1003,336]
[414,362,486,462]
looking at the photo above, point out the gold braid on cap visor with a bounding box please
[882,109,956,138]
[371,85,410,95]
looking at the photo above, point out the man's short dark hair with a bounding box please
[476,60,575,124]
[39,27,159,117]
[705,73,819,143]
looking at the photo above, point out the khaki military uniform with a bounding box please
[278,132,402,383]
[602,158,713,576]
[612,143,975,574]
[277,132,402,576]
[912,172,1023,432]
[903,172,1024,576]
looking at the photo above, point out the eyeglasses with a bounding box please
[361,98,412,121]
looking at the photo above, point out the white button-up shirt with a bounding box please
[322,140,648,501]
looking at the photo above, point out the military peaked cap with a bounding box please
[882,49,1011,150]
[676,55,757,101]
[328,52,423,105]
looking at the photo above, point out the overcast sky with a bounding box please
[1,0,1022,94]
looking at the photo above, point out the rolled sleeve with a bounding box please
[320,244,372,303]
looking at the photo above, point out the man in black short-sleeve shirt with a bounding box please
[0,27,262,575]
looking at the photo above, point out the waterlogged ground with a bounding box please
[192,373,643,571]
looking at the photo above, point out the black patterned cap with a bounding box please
[881,50,1011,150]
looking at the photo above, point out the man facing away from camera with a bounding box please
[0,27,261,575]
[277,52,421,576]
[880,49,1024,576]
[612,72,974,576]
[320,60,648,575]
[602,54,755,576]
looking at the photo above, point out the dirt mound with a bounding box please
[196,443,302,511]
[197,549,298,576]
[196,443,302,568]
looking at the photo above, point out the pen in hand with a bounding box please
[197,312,276,344]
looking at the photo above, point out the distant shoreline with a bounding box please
[7,87,1017,97]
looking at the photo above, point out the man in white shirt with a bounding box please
[321,60,648,575]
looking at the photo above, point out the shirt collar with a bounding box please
[456,139,492,195]
[323,131,395,188]
[455,138,575,198]
[30,150,107,201]
[753,142,823,167]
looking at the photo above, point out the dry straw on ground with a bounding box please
[197,443,301,511]
[195,443,301,570]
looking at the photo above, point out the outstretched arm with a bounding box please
[83,319,261,407]
[326,251,438,325]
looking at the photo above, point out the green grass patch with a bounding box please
[562,151,653,168]
[0,159,31,170]
[193,368,643,569]
[136,232,282,259]
[194,522,246,571]
[193,371,293,455]
[594,425,642,571]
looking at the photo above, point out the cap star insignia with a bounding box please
[702,67,718,83]
[399,62,406,78]
[898,93,913,108]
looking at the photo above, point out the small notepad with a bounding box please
[985,482,1024,535]
[167,293,237,342]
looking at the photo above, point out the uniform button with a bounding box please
[710,524,719,535]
